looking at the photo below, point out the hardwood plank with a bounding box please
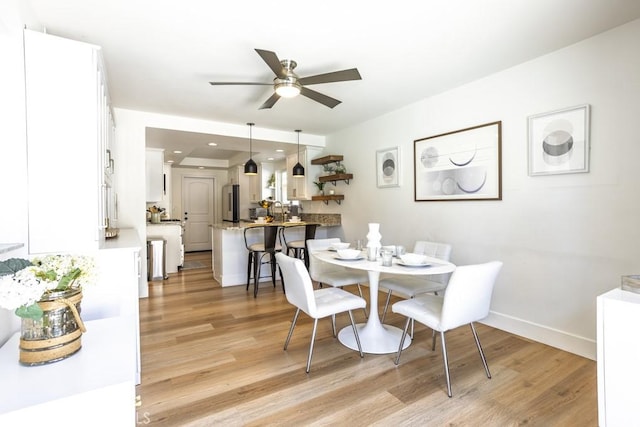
[136,251,598,426]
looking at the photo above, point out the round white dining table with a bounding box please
[312,250,456,354]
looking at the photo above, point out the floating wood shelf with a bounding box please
[311,194,345,205]
[311,155,344,165]
[318,173,353,185]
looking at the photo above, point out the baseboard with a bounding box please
[481,311,596,361]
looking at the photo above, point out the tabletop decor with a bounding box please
[414,121,502,201]
[528,104,590,176]
[0,254,96,365]
[366,223,382,261]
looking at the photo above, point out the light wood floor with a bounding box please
[137,251,598,426]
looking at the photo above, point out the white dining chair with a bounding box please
[379,241,453,330]
[276,253,366,373]
[392,261,503,397]
[307,238,370,319]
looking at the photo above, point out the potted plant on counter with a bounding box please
[0,254,96,365]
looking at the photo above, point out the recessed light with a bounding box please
[276,149,284,153]
[208,142,217,146]
[167,160,174,163]
[173,150,182,154]
[198,166,204,169]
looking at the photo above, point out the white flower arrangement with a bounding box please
[0,254,96,320]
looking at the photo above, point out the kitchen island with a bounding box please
[210,215,341,287]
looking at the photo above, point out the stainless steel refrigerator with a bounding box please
[222,184,240,222]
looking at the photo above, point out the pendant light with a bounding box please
[244,122,258,175]
[292,129,305,178]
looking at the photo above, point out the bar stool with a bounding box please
[279,223,318,269]
[244,225,284,297]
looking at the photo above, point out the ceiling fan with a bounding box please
[209,49,362,109]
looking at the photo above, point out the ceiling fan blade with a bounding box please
[209,82,271,86]
[298,68,362,86]
[259,92,281,110]
[255,49,286,79]
[300,87,341,108]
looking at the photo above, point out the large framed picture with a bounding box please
[376,146,400,188]
[528,104,590,176]
[414,121,502,201]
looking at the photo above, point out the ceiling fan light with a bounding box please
[244,158,258,175]
[275,82,301,98]
[292,162,305,177]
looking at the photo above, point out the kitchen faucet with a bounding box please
[272,200,286,223]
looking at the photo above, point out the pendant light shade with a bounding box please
[293,129,305,178]
[244,122,258,175]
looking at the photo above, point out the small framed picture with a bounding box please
[376,146,400,188]
[528,104,590,176]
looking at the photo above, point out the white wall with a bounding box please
[0,0,33,345]
[326,19,640,359]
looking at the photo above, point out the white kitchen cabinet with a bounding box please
[248,163,262,203]
[597,288,640,426]
[24,30,114,254]
[286,146,323,200]
[145,148,164,202]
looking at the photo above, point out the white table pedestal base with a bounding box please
[338,322,411,354]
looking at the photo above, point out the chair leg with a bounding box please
[284,309,300,350]
[356,284,369,319]
[253,253,262,298]
[246,252,253,291]
[331,314,336,337]
[394,317,411,365]
[306,318,319,373]
[270,253,277,288]
[348,310,364,358]
[440,331,452,398]
[381,290,392,323]
[278,265,285,294]
[470,322,491,379]
[431,328,437,351]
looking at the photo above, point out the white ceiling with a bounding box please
[24,0,640,167]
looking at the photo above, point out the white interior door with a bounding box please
[182,176,214,252]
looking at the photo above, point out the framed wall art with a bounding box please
[414,121,502,201]
[528,104,590,176]
[376,146,400,188]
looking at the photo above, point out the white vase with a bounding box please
[366,223,382,248]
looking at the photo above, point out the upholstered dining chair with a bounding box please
[243,225,283,297]
[306,238,369,319]
[393,261,503,397]
[379,240,453,330]
[276,253,365,373]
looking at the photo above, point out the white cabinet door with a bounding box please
[145,148,164,202]
[24,30,112,254]
[248,163,262,203]
[597,288,640,426]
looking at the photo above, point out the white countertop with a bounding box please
[99,228,142,250]
[0,243,24,254]
[0,317,135,418]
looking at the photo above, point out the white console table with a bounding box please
[597,288,640,426]
[0,317,136,425]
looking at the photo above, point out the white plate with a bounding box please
[333,255,365,261]
[397,261,431,267]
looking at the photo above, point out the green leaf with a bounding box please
[0,258,32,277]
[56,268,82,290]
[15,303,43,320]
